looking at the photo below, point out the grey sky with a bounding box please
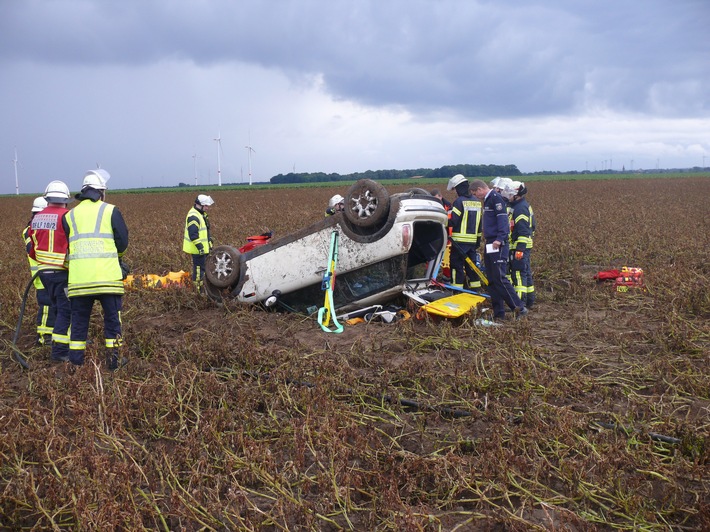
[2,0,708,194]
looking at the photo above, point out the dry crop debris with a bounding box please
[1,178,708,530]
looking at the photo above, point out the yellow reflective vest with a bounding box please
[183,207,211,255]
[23,225,44,290]
[66,200,124,297]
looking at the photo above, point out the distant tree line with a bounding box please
[270,164,522,184]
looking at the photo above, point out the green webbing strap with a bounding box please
[317,230,344,334]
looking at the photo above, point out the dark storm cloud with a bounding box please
[2,0,708,119]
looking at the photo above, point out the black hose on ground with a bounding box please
[9,274,39,370]
[593,421,682,445]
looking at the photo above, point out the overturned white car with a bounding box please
[204,179,448,313]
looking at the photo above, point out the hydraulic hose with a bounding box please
[9,273,39,370]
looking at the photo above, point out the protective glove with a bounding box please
[196,243,205,255]
[119,259,131,280]
[514,250,524,261]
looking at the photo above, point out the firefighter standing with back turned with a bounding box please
[28,181,72,361]
[23,196,55,347]
[446,174,483,290]
[183,194,215,292]
[64,169,129,370]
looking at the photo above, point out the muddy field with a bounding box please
[1,177,708,530]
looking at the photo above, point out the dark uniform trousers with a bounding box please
[484,242,524,318]
[38,270,71,359]
[69,294,122,366]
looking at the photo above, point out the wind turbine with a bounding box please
[192,152,201,186]
[13,146,19,195]
[245,143,255,186]
[213,132,223,186]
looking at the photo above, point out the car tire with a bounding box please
[404,187,431,196]
[205,245,241,288]
[344,179,390,228]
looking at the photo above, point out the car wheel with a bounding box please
[205,245,241,288]
[404,187,431,195]
[344,179,390,228]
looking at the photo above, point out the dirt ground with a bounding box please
[1,178,708,529]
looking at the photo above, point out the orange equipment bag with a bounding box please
[594,266,644,292]
[612,267,644,292]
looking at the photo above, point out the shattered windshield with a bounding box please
[278,256,408,314]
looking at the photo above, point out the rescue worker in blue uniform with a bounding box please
[470,179,527,321]
[23,196,55,346]
[446,174,483,290]
[28,181,73,361]
[183,194,214,291]
[63,169,129,370]
[505,181,536,308]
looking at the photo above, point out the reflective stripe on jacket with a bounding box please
[510,198,535,250]
[29,205,70,270]
[67,200,124,296]
[449,195,482,244]
[23,225,44,289]
[183,207,211,254]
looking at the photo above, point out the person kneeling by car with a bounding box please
[325,194,345,216]
[183,194,215,292]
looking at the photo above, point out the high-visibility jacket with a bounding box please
[28,205,70,270]
[509,197,535,250]
[183,207,211,255]
[66,199,124,297]
[449,194,482,244]
[23,224,44,289]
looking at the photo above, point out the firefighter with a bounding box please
[28,181,72,361]
[65,169,129,370]
[23,196,55,346]
[183,194,214,291]
[470,179,527,321]
[325,194,345,216]
[429,189,453,211]
[446,174,483,290]
[490,176,515,197]
[505,181,536,308]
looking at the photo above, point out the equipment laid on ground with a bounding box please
[417,292,488,319]
[317,230,344,333]
[124,271,190,289]
[594,266,645,292]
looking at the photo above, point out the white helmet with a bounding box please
[328,194,344,209]
[196,194,214,206]
[32,196,48,212]
[490,176,502,188]
[494,177,514,193]
[82,169,110,190]
[44,180,71,203]
[503,180,523,200]
[447,174,467,191]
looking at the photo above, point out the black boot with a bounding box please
[106,349,128,371]
[526,293,535,309]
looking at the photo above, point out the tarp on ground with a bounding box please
[124,271,190,289]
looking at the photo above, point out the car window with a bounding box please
[279,255,408,314]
